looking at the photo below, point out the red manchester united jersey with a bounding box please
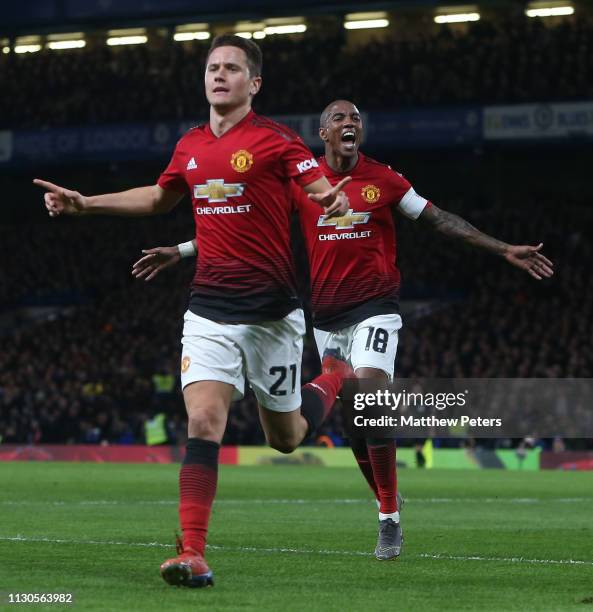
[295,153,430,331]
[158,110,323,322]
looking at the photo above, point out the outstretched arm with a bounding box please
[132,240,196,281]
[418,203,554,280]
[304,176,351,217]
[33,179,182,217]
[419,203,510,254]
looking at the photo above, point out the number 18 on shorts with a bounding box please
[314,313,402,379]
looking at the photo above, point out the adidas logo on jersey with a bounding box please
[186,157,197,170]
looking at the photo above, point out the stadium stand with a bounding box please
[2,9,591,448]
[1,189,591,445]
[1,15,592,129]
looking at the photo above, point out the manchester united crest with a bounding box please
[231,149,254,173]
[181,356,191,373]
[361,184,381,204]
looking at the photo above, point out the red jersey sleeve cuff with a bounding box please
[157,177,187,194]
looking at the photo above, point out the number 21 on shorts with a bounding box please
[269,364,297,396]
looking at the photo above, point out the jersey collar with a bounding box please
[205,109,255,140]
[319,152,364,177]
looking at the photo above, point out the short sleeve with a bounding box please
[387,167,429,220]
[157,142,189,194]
[280,137,324,187]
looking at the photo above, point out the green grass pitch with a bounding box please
[1,462,592,611]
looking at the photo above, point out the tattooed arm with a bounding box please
[419,204,509,255]
[418,203,554,280]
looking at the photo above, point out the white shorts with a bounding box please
[313,313,403,380]
[180,309,306,412]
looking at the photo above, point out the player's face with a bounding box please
[320,102,363,158]
[205,46,261,110]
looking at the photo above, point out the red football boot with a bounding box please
[160,536,214,588]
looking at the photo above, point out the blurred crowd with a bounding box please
[1,14,592,129]
[1,188,591,446]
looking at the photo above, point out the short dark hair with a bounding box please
[320,100,357,127]
[207,34,263,77]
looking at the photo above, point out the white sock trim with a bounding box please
[379,511,400,522]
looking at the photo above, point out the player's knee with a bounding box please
[268,433,299,454]
[270,441,298,454]
[186,401,226,441]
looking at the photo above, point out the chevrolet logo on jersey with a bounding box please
[193,179,245,203]
[317,209,370,230]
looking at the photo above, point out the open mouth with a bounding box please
[341,130,357,147]
[213,87,230,93]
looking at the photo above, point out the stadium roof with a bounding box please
[1,0,522,36]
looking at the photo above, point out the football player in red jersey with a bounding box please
[33,35,354,588]
[296,100,549,560]
[134,99,553,562]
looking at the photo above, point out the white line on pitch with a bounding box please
[0,497,590,506]
[1,534,592,567]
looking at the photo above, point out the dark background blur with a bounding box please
[1,0,591,448]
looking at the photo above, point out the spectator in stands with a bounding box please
[1,195,591,446]
[1,15,592,129]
